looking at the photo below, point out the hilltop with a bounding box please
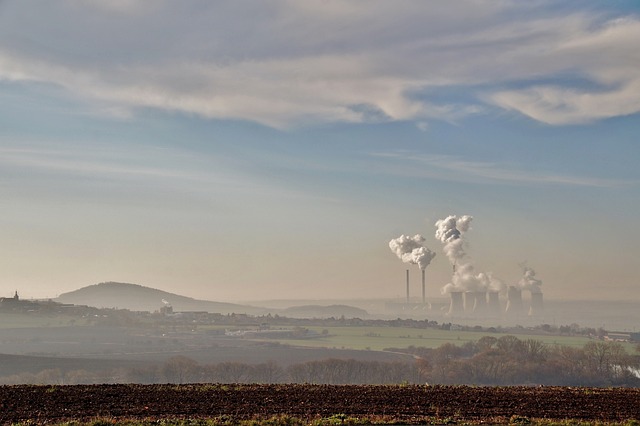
[55,282,268,315]
[55,282,371,318]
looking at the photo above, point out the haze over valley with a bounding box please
[1,1,640,306]
[1,1,640,393]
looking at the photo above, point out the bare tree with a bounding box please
[583,341,630,384]
[35,369,65,385]
[251,361,285,383]
[162,356,199,384]
[65,369,99,385]
[208,362,253,383]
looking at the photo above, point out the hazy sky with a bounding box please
[2,1,639,302]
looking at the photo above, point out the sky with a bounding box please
[1,1,639,303]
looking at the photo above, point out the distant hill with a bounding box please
[56,282,268,315]
[280,304,369,319]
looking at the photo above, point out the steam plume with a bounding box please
[518,265,543,293]
[434,215,504,294]
[388,234,436,270]
[434,215,472,262]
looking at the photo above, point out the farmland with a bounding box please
[244,325,595,351]
[1,383,639,424]
[1,300,638,387]
[0,305,610,360]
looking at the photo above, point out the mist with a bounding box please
[1,0,640,392]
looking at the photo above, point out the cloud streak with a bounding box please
[371,152,633,188]
[0,142,347,206]
[0,2,638,127]
[0,0,640,128]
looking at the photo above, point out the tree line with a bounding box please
[1,336,638,386]
[0,357,418,386]
[401,336,640,386]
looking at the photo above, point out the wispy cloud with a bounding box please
[0,2,638,127]
[0,144,345,204]
[0,146,200,181]
[490,17,640,124]
[371,151,632,188]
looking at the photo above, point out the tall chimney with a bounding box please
[421,269,426,305]
[406,269,410,304]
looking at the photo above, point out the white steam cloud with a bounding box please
[519,265,543,294]
[434,215,505,294]
[434,215,472,262]
[389,234,436,270]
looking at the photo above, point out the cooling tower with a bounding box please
[463,292,475,313]
[505,286,523,314]
[487,291,501,316]
[448,291,464,316]
[472,291,487,315]
[529,292,544,316]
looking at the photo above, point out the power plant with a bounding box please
[529,292,544,316]
[385,269,431,312]
[388,233,436,311]
[487,291,501,316]
[444,287,543,319]
[447,291,464,316]
[387,214,545,321]
[443,287,543,319]
[505,286,523,315]
[421,269,426,305]
[463,292,476,313]
[406,269,410,304]
[386,268,545,320]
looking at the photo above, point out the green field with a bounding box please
[3,312,634,354]
[249,325,596,351]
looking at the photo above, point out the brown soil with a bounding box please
[1,384,639,424]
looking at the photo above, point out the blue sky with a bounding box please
[1,1,639,302]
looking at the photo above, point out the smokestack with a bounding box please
[389,236,434,304]
[447,291,464,316]
[487,291,501,316]
[506,286,523,315]
[421,269,426,305]
[406,269,410,304]
[529,292,544,316]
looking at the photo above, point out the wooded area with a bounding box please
[2,335,638,386]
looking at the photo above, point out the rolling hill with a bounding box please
[55,282,268,315]
[55,282,370,318]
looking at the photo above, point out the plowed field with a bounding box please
[1,384,639,424]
